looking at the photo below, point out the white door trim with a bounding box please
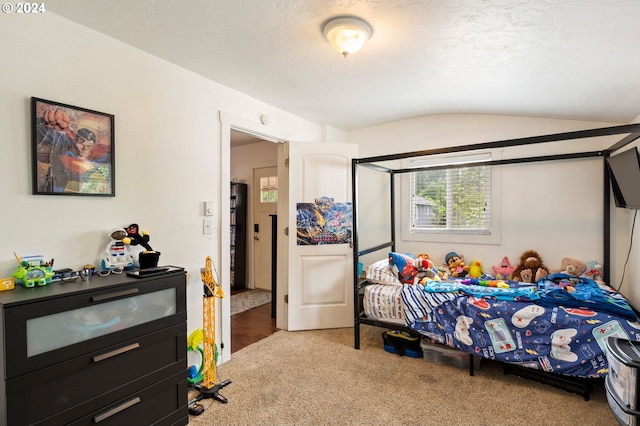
[219,111,288,363]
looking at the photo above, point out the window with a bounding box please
[260,176,278,203]
[408,153,492,236]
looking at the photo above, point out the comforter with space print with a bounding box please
[402,275,640,378]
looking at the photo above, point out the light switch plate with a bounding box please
[204,201,214,216]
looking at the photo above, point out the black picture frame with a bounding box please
[31,97,115,196]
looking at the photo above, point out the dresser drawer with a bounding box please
[67,372,187,426]
[6,324,186,425]
[4,273,186,377]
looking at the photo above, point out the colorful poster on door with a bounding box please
[296,197,352,245]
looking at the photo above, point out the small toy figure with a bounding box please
[124,223,153,251]
[102,228,135,270]
[124,223,160,268]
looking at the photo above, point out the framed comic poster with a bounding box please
[31,97,115,196]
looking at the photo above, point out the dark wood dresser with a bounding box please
[0,270,188,425]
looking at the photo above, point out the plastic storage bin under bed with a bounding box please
[420,338,481,371]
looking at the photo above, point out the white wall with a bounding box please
[347,114,639,302]
[0,13,328,363]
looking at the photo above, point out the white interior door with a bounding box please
[253,167,277,290]
[286,142,358,331]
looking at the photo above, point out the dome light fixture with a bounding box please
[323,17,372,58]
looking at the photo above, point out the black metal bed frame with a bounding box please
[351,122,640,396]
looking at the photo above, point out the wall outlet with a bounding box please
[203,218,213,234]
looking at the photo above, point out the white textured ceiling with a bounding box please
[48,0,640,131]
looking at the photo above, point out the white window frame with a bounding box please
[259,175,278,203]
[401,150,502,245]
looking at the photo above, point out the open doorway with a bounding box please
[230,129,279,352]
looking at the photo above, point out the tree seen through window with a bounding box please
[412,165,490,232]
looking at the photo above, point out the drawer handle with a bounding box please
[92,288,139,302]
[94,396,141,423]
[92,343,140,363]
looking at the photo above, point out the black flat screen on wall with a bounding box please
[607,147,640,209]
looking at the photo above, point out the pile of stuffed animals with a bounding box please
[389,248,603,285]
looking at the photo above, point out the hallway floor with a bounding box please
[231,303,279,353]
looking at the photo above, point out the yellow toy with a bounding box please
[188,257,231,414]
[186,329,205,385]
[469,260,483,278]
[496,280,509,289]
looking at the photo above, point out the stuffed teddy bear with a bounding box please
[519,269,533,284]
[554,257,587,277]
[445,252,470,278]
[492,256,515,280]
[511,249,549,283]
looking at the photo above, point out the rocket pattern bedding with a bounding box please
[402,274,640,378]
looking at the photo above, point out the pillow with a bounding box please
[363,284,404,319]
[366,259,402,286]
[388,252,418,284]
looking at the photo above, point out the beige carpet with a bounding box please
[230,289,271,316]
[187,325,617,425]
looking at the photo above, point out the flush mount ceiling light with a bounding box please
[323,17,372,58]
